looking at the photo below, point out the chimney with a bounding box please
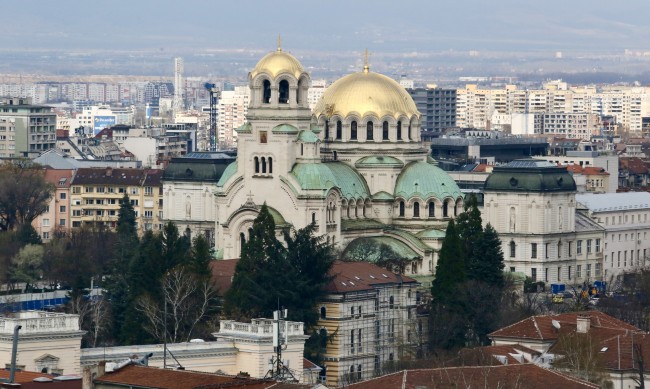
[106,167,113,177]
[577,316,591,333]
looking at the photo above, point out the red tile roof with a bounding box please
[455,344,541,366]
[94,365,311,389]
[344,365,599,388]
[0,370,53,383]
[210,259,238,295]
[325,261,418,293]
[620,157,650,175]
[302,358,320,370]
[582,166,609,176]
[489,311,638,341]
[44,169,75,188]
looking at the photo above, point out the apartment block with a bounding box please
[0,97,56,158]
[407,87,456,132]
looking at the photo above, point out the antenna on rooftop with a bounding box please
[264,308,297,382]
[552,319,561,330]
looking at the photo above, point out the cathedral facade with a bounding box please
[214,47,464,277]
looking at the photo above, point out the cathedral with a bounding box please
[213,46,464,278]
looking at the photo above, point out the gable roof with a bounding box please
[343,365,599,388]
[325,261,417,293]
[210,259,238,295]
[489,311,639,342]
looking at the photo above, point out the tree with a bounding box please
[431,220,465,302]
[552,332,612,386]
[11,244,44,291]
[188,234,213,279]
[469,223,505,287]
[341,239,414,275]
[136,266,218,343]
[0,160,54,231]
[456,194,483,268]
[160,221,191,270]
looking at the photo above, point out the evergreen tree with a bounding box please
[471,223,505,288]
[188,234,213,279]
[160,221,191,270]
[224,204,285,320]
[431,220,465,302]
[455,194,483,275]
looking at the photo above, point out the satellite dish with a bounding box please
[552,320,561,330]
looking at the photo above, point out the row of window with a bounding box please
[604,213,650,225]
[398,200,455,218]
[253,156,273,174]
[72,186,154,195]
[509,239,601,258]
[517,263,602,282]
[608,249,647,268]
[325,120,413,141]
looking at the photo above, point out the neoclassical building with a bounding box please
[214,47,464,277]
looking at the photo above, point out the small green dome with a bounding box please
[272,124,299,134]
[355,155,404,169]
[297,130,319,143]
[290,162,370,200]
[216,161,238,187]
[394,161,462,200]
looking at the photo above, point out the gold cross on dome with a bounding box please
[277,34,282,52]
[363,48,370,73]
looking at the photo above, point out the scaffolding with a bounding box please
[318,278,423,387]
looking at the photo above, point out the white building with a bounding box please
[217,86,249,148]
[307,79,328,110]
[533,152,619,193]
[483,160,605,284]
[576,192,650,281]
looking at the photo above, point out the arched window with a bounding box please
[261,157,267,173]
[325,120,330,139]
[399,201,405,217]
[336,120,342,140]
[278,80,289,103]
[254,156,259,173]
[357,365,362,380]
[312,212,316,223]
[240,232,246,252]
[413,202,420,218]
[367,121,374,140]
[428,201,435,217]
[454,201,459,217]
[268,157,273,173]
[443,200,449,217]
[320,306,326,319]
[262,80,271,104]
[407,123,412,140]
[382,121,389,140]
[301,144,304,156]
[397,121,402,140]
[333,151,338,160]
[509,241,516,258]
[351,121,358,140]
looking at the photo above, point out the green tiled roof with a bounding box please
[341,218,385,231]
[163,159,233,182]
[355,155,404,168]
[297,130,319,143]
[484,159,576,192]
[235,123,252,133]
[272,123,299,133]
[266,206,290,227]
[310,123,322,134]
[290,161,370,200]
[394,161,462,200]
[372,191,394,201]
[343,236,421,261]
[416,228,446,239]
[217,161,238,187]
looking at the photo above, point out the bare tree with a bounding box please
[69,294,111,348]
[552,332,612,386]
[0,160,53,231]
[137,267,219,343]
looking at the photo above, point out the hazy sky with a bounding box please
[3,0,650,53]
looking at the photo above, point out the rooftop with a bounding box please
[577,192,650,212]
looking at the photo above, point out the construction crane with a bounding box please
[204,83,220,151]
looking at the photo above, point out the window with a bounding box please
[254,156,259,173]
[595,263,601,276]
[262,80,271,103]
[428,201,435,217]
[510,266,515,272]
[59,205,66,213]
[72,210,81,216]
[42,231,49,240]
[577,265,582,279]
[557,242,562,258]
[531,243,537,258]
[389,296,394,309]
[413,202,420,218]
[59,219,65,227]
[595,239,601,252]
[587,239,592,254]
[397,121,402,140]
[96,186,105,193]
[350,121,357,140]
[42,218,50,227]
[399,201,405,217]
[509,241,516,258]
[72,186,80,194]
[531,268,537,281]
[577,240,582,255]
[557,266,561,281]
[545,243,549,259]
[59,193,66,200]
[85,186,94,193]
[443,200,449,218]
[586,264,591,278]
[320,307,326,319]
[568,265,572,280]
[350,306,355,317]
[144,210,153,219]
[350,330,355,354]
[366,121,373,140]
[268,157,273,174]
[278,80,289,103]
[382,121,389,140]
[568,241,573,256]
[72,221,81,228]
[130,187,138,195]
[145,187,153,196]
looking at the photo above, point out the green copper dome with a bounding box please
[394,161,462,200]
[216,161,238,187]
[297,130,319,143]
[484,159,576,192]
[290,161,370,199]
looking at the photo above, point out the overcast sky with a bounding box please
[3,0,650,53]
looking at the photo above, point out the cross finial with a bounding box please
[363,48,370,73]
[277,34,282,52]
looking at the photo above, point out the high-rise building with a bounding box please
[407,86,456,133]
[217,86,249,148]
[0,97,56,158]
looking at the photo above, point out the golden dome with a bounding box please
[313,69,419,119]
[249,49,305,80]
